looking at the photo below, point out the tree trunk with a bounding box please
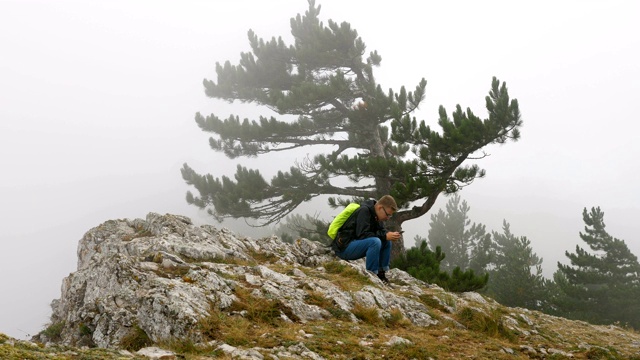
[387,189,443,261]
[386,218,406,262]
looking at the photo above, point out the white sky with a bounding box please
[1,0,639,339]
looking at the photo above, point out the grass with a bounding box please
[384,308,411,328]
[121,224,153,241]
[323,260,372,290]
[455,307,517,342]
[14,258,640,359]
[144,260,640,358]
[9,302,640,360]
[182,253,252,266]
[119,325,153,351]
[152,266,191,279]
[303,290,332,308]
[233,287,299,323]
[418,293,449,314]
[352,303,383,326]
[386,343,436,360]
[246,248,280,264]
[1,335,147,359]
[302,289,352,320]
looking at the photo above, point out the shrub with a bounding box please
[42,321,65,341]
[119,325,153,351]
[456,307,516,342]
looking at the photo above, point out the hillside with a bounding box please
[3,212,640,359]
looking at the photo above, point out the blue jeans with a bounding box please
[336,237,391,274]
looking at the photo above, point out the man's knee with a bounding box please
[369,237,382,249]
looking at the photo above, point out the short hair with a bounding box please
[377,195,397,212]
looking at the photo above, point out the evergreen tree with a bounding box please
[445,267,489,293]
[181,0,522,257]
[485,221,547,310]
[272,213,326,244]
[553,207,640,328]
[391,242,488,292]
[427,194,491,272]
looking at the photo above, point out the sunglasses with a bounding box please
[382,207,391,217]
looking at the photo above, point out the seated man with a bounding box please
[332,195,402,283]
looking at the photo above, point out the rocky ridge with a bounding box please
[12,212,640,359]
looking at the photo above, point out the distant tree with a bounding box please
[392,242,488,292]
[445,267,489,293]
[272,213,326,244]
[470,231,494,275]
[181,0,522,258]
[552,207,640,328]
[427,194,491,272]
[485,221,547,310]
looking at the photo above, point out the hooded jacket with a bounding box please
[339,199,389,243]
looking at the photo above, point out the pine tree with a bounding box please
[427,194,491,272]
[553,207,640,328]
[485,221,547,310]
[272,213,327,244]
[391,242,488,292]
[445,267,489,293]
[181,0,522,257]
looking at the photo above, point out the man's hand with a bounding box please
[386,231,403,241]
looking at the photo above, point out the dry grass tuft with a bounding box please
[456,307,517,342]
[385,308,411,328]
[119,324,153,351]
[352,303,383,326]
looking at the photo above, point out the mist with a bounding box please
[1,0,638,339]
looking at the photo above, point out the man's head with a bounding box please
[375,195,398,221]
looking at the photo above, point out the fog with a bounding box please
[1,0,639,339]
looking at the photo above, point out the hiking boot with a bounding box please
[377,271,390,284]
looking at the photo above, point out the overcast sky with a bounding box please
[1,0,639,340]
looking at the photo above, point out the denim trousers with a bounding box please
[336,237,392,274]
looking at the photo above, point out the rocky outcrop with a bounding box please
[41,213,442,348]
[35,213,640,359]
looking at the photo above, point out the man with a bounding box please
[332,195,402,283]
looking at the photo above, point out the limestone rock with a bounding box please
[30,212,640,359]
[40,213,446,348]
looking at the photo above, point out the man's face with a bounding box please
[377,205,394,221]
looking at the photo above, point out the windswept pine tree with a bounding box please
[181,0,522,256]
[553,207,640,328]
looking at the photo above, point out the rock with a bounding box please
[136,346,176,359]
[27,212,640,359]
[42,213,448,348]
